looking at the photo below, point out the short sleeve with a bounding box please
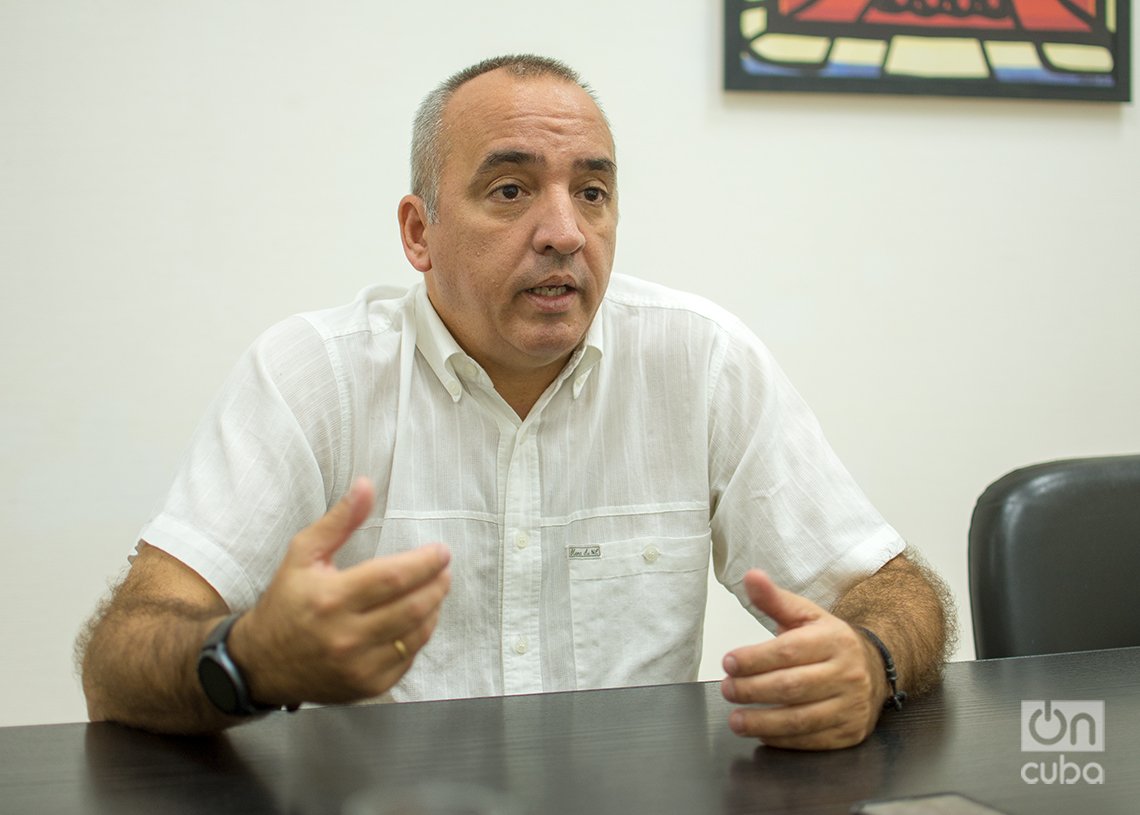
[138,316,344,609]
[706,319,905,630]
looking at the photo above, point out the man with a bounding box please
[79,55,952,749]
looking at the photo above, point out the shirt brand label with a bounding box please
[568,545,602,560]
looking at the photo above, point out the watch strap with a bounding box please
[197,612,280,716]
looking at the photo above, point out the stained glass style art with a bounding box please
[725,0,1131,101]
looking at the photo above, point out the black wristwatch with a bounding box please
[197,613,279,717]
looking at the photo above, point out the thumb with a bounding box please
[744,569,822,634]
[287,476,375,566]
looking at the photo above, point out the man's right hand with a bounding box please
[79,476,450,733]
[228,476,452,708]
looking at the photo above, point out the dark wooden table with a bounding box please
[2,647,1137,814]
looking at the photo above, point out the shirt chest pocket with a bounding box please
[566,533,711,690]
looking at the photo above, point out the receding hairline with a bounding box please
[444,68,610,141]
[437,53,600,105]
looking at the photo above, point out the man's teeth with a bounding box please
[530,286,569,296]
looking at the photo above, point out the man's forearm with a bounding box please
[830,553,956,700]
[79,598,239,734]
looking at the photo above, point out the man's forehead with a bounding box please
[441,70,614,161]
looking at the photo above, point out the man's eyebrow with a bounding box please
[475,150,543,176]
[473,151,617,177]
[575,157,617,176]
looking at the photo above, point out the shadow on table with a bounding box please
[718,684,959,813]
[287,682,723,814]
[83,721,281,814]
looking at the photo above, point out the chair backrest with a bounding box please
[968,455,1140,660]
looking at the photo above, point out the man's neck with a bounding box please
[485,357,570,419]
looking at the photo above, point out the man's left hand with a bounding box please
[720,569,886,750]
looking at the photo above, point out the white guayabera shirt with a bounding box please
[139,274,904,701]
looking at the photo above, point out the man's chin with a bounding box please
[514,330,588,367]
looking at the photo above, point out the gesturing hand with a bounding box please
[719,569,885,750]
[229,476,452,708]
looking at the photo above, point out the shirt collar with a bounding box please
[413,282,470,402]
[413,281,604,403]
[572,310,604,399]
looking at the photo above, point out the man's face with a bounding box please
[411,69,618,389]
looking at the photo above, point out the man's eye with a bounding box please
[581,187,607,203]
[496,184,521,200]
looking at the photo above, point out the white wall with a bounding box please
[2,1,1136,727]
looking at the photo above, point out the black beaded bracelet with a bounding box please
[856,626,908,711]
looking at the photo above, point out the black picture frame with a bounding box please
[725,0,1132,102]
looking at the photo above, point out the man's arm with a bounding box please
[79,478,452,734]
[719,553,955,750]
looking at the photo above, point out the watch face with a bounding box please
[198,657,241,715]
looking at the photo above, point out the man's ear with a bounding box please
[398,195,432,273]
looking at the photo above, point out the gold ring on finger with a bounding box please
[392,638,409,660]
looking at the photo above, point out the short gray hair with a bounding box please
[410,54,607,222]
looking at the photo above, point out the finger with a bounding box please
[338,543,451,611]
[728,696,844,741]
[309,605,445,705]
[287,477,376,566]
[743,569,823,633]
[365,605,446,691]
[755,725,870,751]
[721,660,838,706]
[390,604,443,663]
[355,567,451,643]
[723,625,834,677]
[729,699,873,750]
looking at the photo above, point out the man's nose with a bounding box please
[531,191,586,256]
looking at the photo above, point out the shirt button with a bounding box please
[515,533,529,550]
[643,545,660,564]
[514,638,528,655]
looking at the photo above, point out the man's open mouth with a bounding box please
[528,285,571,296]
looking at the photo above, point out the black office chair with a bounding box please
[968,455,1140,659]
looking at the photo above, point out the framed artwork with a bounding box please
[725,1,1132,101]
